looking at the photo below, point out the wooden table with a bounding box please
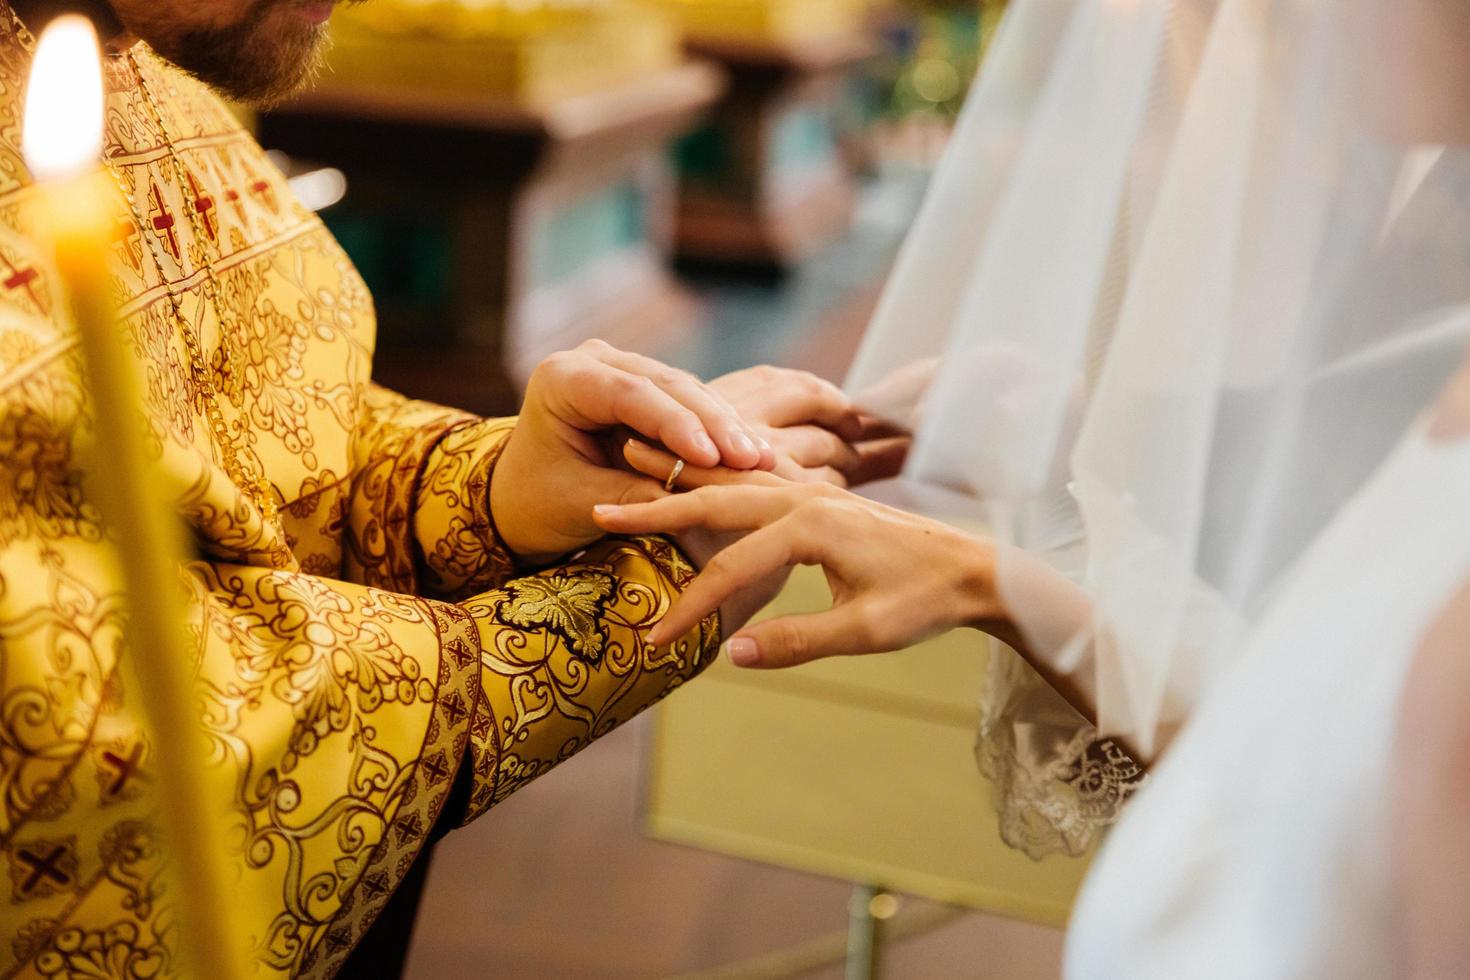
[260,62,724,415]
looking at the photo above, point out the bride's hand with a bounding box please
[708,365,910,488]
[617,441,795,639]
[593,479,1006,668]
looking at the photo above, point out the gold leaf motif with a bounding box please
[499,571,615,662]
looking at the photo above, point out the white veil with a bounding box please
[849,0,1470,854]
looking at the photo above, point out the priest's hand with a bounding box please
[491,340,777,564]
[593,479,1007,667]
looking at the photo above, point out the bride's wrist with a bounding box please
[955,535,1013,636]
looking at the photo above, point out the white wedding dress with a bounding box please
[848,11,1470,969]
[1065,424,1470,978]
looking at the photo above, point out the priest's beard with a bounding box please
[123,0,336,106]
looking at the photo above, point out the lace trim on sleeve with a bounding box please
[975,645,1146,860]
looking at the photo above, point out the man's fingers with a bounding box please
[792,465,850,489]
[590,345,772,470]
[603,473,672,508]
[757,369,865,440]
[542,359,721,468]
[774,424,864,476]
[575,467,670,520]
[724,604,887,670]
[642,520,808,645]
[857,414,910,441]
[850,436,911,486]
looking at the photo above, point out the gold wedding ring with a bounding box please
[664,459,686,493]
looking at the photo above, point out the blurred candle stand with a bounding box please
[21,14,249,977]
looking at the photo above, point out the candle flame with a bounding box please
[23,15,105,182]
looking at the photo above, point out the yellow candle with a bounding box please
[23,17,249,977]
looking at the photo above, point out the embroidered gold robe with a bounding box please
[0,25,719,978]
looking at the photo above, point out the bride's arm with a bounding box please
[1390,580,1470,978]
[591,458,1138,756]
[1387,365,1470,977]
[977,545,1102,733]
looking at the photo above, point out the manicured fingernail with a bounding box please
[646,625,666,645]
[593,504,622,518]
[693,431,718,458]
[731,432,758,458]
[725,638,760,667]
[756,435,774,453]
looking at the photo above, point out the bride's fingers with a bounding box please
[723,603,886,669]
[643,519,808,645]
[594,484,800,536]
[621,438,682,483]
[623,439,786,490]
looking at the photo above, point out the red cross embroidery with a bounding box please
[187,170,218,242]
[447,638,476,669]
[147,181,181,261]
[110,217,144,273]
[245,165,279,214]
[224,187,247,224]
[0,256,41,308]
[439,691,469,726]
[13,842,75,897]
[393,812,424,846]
[98,743,149,802]
[418,751,450,784]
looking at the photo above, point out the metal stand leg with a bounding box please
[846,884,897,980]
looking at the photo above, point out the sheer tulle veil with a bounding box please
[849,0,1470,767]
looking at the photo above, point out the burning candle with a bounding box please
[22,15,248,976]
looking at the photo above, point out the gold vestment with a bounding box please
[0,21,718,978]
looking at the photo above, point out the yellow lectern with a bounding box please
[643,566,1091,973]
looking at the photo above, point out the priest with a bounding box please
[0,1,880,976]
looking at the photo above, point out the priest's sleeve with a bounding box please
[0,364,719,979]
[343,381,519,600]
[198,535,716,979]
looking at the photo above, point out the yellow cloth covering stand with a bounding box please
[644,566,1092,931]
[641,0,871,46]
[326,1,681,108]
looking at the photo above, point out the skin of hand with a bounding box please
[707,365,911,488]
[606,359,909,643]
[1390,578,1470,980]
[620,441,799,642]
[490,340,776,565]
[605,443,1132,760]
[593,474,1005,667]
[1390,366,1470,978]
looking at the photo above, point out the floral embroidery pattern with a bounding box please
[0,22,720,980]
[499,570,616,662]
